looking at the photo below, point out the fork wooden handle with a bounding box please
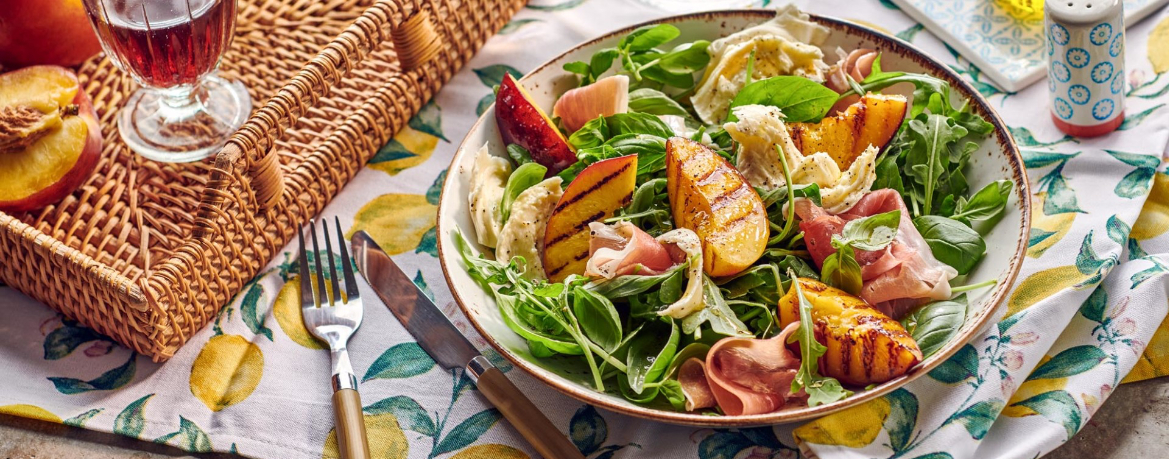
[332,389,371,459]
[475,367,585,459]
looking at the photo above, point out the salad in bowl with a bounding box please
[438,6,1028,423]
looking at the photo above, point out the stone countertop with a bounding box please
[2,377,1167,459]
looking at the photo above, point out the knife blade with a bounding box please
[350,230,584,459]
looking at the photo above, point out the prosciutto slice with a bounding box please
[795,189,957,318]
[676,358,717,411]
[698,322,805,416]
[584,221,674,278]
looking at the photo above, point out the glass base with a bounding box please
[118,74,252,163]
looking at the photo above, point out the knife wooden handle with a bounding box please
[475,366,585,459]
[332,389,371,459]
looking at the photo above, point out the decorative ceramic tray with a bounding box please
[892,0,1169,92]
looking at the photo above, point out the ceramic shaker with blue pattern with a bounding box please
[1045,0,1125,137]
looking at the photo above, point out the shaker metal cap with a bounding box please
[1046,0,1122,24]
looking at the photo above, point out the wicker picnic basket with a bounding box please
[0,0,525,361]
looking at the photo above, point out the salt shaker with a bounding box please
[1045,0,1126,137]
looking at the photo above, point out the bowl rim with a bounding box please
[436,8,1031,426]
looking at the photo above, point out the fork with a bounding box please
[299,217,370,459]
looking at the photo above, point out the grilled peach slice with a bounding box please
[496,73,577,175]
[787,93,907,170]
[543,154,636,282]
[778,278,923,386]
[666,137,767,277]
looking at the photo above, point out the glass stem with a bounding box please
[156,83,203,121]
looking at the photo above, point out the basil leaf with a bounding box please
[622,24,680,52]
[568,116,610,149]
[563,61,590,76]
[589,48,619,79]
[500,162,547,223]
[840,210,901,251]
[572,287,622,352]
[952,180,1012,222]
[606,134,666,177]
[626,319,680,394]
[606,112,674,138]
[821,243,862,295]
[901,294,967,359]
[506,144,533,166]
[727,76,839,123]
[913,215,986,275]
[628,88,692,118]
[657,40,711,75]
[658,379,686,411]
[640,64,695,89]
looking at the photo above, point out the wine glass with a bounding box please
[82,0,251,163]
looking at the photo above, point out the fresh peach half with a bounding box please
[0,65,102,213]
[543,154,637,282]
[495,73,577,175]
[0,0,102,67]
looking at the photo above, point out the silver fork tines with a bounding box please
[298,218,364,391]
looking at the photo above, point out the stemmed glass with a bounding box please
[81,0,251,163]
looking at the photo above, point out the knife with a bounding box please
[351,230,585,459]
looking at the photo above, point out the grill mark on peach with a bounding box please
[710,183,750,211]
[851,102,867,141]
[552,162,631,214]
[546,210,606,247]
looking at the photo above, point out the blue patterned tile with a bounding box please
[895,0,1169,91]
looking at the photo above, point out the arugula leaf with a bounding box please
[681,277,752,338]
[727,76,839,123]
[952,180,1012,223]
[500,162,547,223]
[786,274,852,406]
[901,294,968,359]
[914,215,986,275]
[904,114,969,215]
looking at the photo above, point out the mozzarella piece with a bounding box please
[656,228,705,319]
[691,5,830,124]
[467,143,512,248]
[496,177,563,280]
[725,104,877,213]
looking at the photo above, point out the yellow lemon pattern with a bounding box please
[322,413,409,459]
[1002,356,1068,417]
[190,334,264,412]
[273,276,327,350]
[451,444,530,459]
[368,126,440,176]
[0,404,61,423]
[1150,16,1169,73]
[1028,193,1076,258]
[793,397,891,447]
[1125,315,1169,382]
[347,194,438,255]
[1006,265,1088,318]
[1129,172,1169,241]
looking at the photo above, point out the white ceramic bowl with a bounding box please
[437,10,1030,426]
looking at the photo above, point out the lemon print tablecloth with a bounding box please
[2,1,1169,458]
